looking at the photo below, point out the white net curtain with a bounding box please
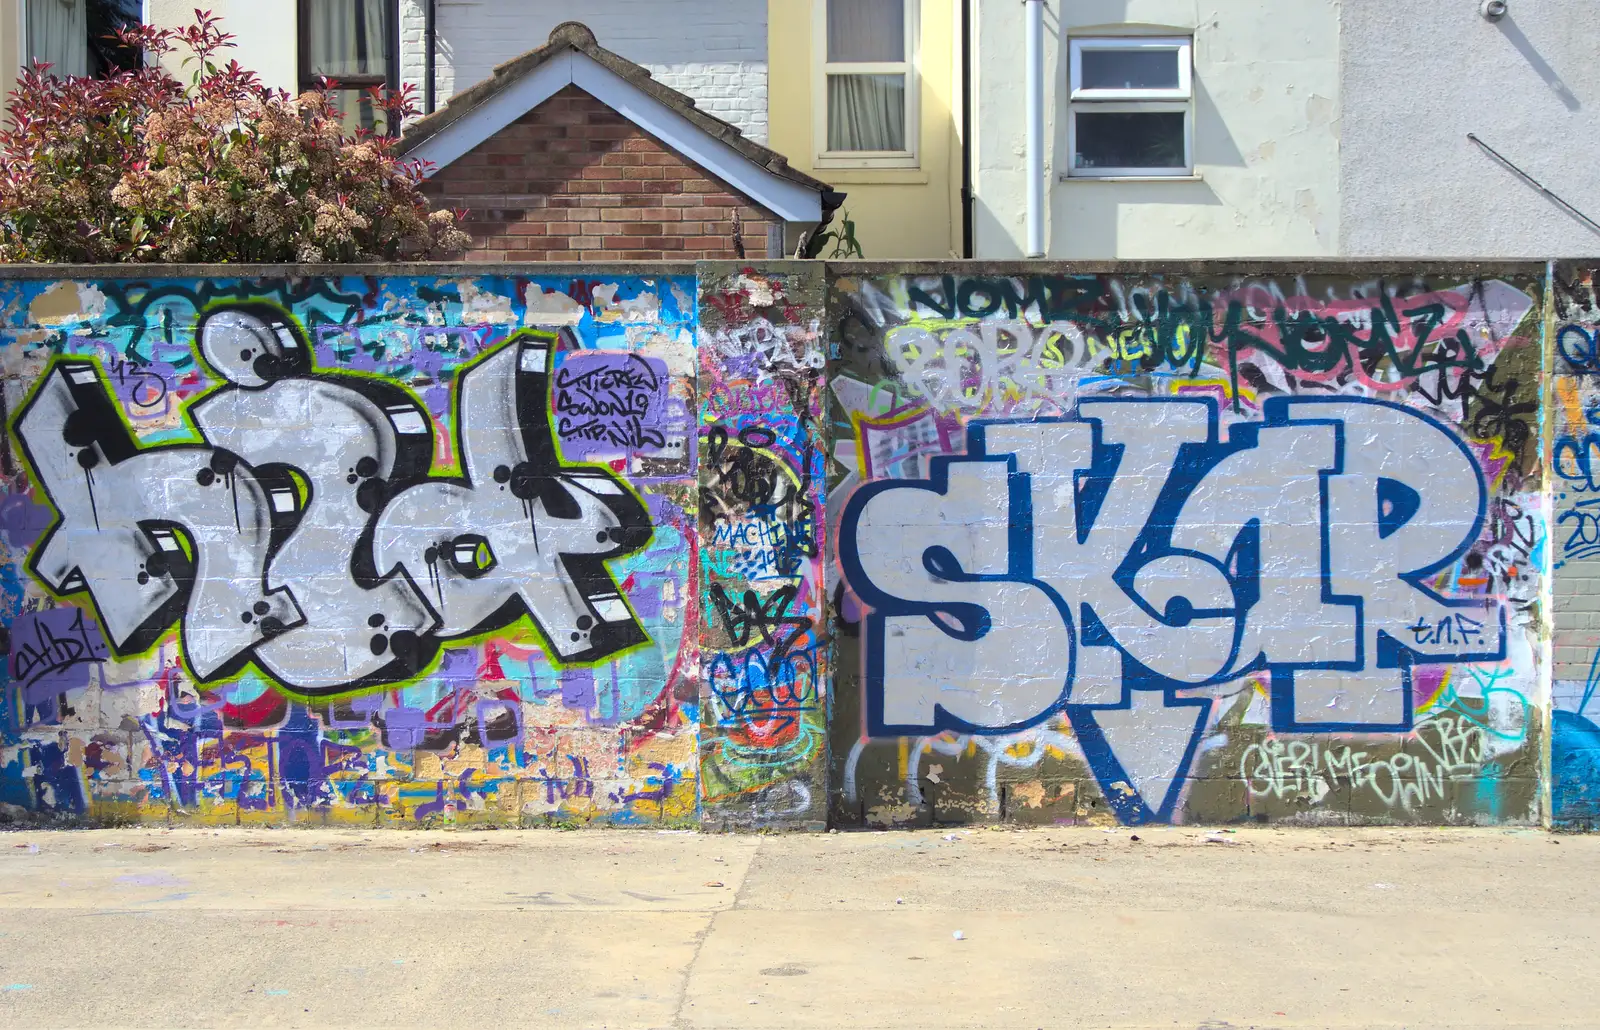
[826,0,907,152]
[304,0,393,134]
[27,0,89,78]
[306,0,389,79]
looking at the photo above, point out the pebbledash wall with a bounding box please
[2,260,1597,831]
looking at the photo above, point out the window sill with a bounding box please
[1059,172,1204,182]
[813,168,931,185]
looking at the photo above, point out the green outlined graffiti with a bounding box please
[11,305,654,700]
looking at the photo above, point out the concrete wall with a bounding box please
[0,266,827,827]
[697,265,830,828]
[1341,3,1600,258]
[427,1,768,142]
[972,0,1341,260]
[830,264,1545,825]
[0,259,1583,832]
[1552,265,1600,827]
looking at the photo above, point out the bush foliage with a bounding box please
[0,10,471,263]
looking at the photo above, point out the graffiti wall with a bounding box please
[0,263,1578,830]
[697,266,830,829]
[0,274,707,825]
[829,269,1546,826]
[1552,266,1600,827]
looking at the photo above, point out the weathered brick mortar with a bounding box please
[420,86,776,261]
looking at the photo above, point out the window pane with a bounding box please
[327,89,392,136]
[28,0,89,77]
[306,0,391,79]
[827,0,904,63]
[828,74,906,151]
[87,0,143,77]
[1079,48,1180,90]
[1074,111,1185,170]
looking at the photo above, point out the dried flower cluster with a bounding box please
[0,10,472,263]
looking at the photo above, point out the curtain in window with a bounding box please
[827,74,906,151]
[28,0,88,78]
[826,0,906,151]
[306,0,389,78]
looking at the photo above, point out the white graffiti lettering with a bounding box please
[15,307,653,695]
[838,396,1507,819]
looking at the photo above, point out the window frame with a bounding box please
[1067,36,1193,178]
[812,0,920,170]
[20,0,144,79]
[297,0,401,136]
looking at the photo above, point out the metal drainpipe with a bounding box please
[960,0,974,258]
[424,0,437,114]
[1024,0,1045,257]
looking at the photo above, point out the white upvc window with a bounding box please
[813,0,919,169]
[1067,36,1193,178]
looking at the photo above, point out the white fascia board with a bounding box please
[408,53,576,172]
[569,60,821,223]
[407,50,822,223]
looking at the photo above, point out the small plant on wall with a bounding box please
[0,9,472,263]
[811,209,864,259]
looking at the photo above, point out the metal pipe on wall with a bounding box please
[960,0,974,258]
[424,0,437,114]
[1024,0,1045,257]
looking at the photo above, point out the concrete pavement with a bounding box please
[0,825,1590,1029]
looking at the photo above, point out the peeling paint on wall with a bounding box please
[1552,266,1600,828]
[0,263,1578,832]
[829,271,1545,827]
[0,275,700,825]
[696,266,830,830]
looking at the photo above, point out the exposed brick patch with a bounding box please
[422,86,776,261]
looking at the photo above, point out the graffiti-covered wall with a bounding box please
[697,266,830,828]
[0,272,724,825]
[0,261,1581,830]
[1552,266,1600,827]
[829,267,1547,827]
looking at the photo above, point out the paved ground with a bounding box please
[0,824,1589,1029]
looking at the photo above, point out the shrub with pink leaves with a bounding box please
[0,9,472,263]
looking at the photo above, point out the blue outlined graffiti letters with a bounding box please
[839,396,1507,822]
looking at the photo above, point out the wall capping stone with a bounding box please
[0,258,1566,280]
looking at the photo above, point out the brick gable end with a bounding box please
[421,85,778,261]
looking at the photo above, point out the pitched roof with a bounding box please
[398,21,840,224]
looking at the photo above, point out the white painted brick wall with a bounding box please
[404,0,768,142]
[400,0,427,113]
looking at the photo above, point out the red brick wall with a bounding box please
[421,85,778,261]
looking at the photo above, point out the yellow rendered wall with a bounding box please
[768,0,962,259]
[0,0,21,114]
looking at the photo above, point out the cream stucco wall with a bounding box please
[0,0,20,106]
[1342,0,1600,257]
[146,0,297,95]
[768,0,962,259]
[974,0,1340,259]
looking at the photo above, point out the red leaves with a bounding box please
[111,23,178,59]
[0,11,471,264]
